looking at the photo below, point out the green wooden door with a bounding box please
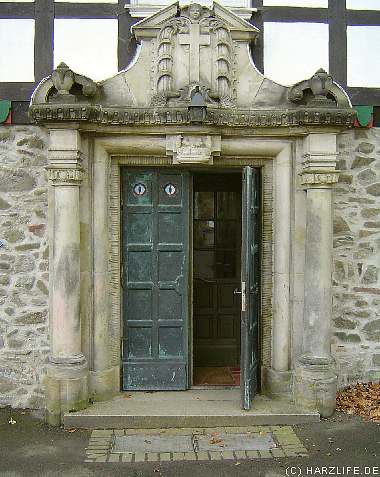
[240,167,260,409]
[121,169,190,390]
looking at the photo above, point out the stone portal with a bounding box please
[29,1,355,425]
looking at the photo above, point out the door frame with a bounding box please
[84,135,295,402]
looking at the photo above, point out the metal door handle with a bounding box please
[235,282,247,311]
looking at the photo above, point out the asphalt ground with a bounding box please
[0,407,379,477]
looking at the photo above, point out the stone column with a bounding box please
[45,129,88,426]
[294,133,339,417]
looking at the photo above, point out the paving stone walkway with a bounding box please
[84,426,308,463]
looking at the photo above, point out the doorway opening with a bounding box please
[192,172,242,387]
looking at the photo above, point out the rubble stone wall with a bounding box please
[0,126,49,409]
[333,128,380,387]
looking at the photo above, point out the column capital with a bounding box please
[300,170,339,187]
[47,166,85,186]
[48,128,83,167]
[301,133,339,188]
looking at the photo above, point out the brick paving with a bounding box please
[84,425,308,463]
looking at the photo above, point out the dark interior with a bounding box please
[192,172,242,386]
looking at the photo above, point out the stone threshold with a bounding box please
[64,390,319,430]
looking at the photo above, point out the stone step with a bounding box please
[63,391,319,429]
[64,412,319,430]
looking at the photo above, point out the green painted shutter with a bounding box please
[121,169,190,390]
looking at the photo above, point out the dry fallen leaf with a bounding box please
[68,428,76,433]
[209,437,224,445]
[336,382,380,423]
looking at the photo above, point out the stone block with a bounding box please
[362,265,378,285]
[4,228,25,243]
[16,136,45,150]
[334,332,361,343]
[333,317,357,330]
[362,320,380,341]
[333,216,351,234]
[362,208,380,218]
[355,142,375,154]
[0,274,10,286]
[14,243,40,252]
[0,198,11,210]
[351,156,375,169]
[367,183,380,196]
[0,168,36,192]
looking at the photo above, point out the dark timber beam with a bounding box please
[348,88,380,106]
[0,83,36,101]
[118,1,139,70]
[54,2,118,18]
[251,0,264,73]
[34,0,54,82]
[0,2,34,18]
[347,9,380,26]
[328,0,347,88]
[263,6,328,23]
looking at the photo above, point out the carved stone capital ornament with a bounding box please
[300,171,339,186]
[166,134,221,164]
[47,167,85,186]
[288,69,351,109]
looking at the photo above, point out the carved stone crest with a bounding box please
[150,3,237,107]
[166,134,221,164]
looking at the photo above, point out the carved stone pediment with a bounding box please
[166,134,221,164]
[133,2,258,108]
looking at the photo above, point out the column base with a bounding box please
[45,358,88,426]
[294,355,337,418]
[89,365,120,402]
[262,367,292,398]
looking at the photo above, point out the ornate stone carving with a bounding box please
[32,62,99,105]
[288,69,351,109]
[300,172,339,186]
[30,104,356,128]
[166,134,221,164]
[150,3,236,107]
[47,168,85,186]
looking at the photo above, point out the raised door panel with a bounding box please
[122,169,189,390]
